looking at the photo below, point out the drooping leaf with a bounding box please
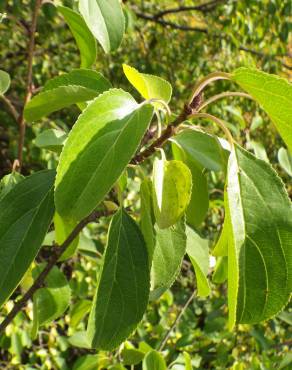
[55,89,153,221]
[150,218,186,300]
[87,209,150,350]
[152,156,192,229]
[171,129,228,172]
[123,64,172,103]
[58,6,97,68]
[212,256,228,284]
[232,68,292,152]
[0,70,10,94]
[0,171,24,201]
[79,0,125,54]
[226,144,292,328]
[24,69,111,122]
[186,227,210,297]
[34,129,67,153]
[32,266,71,338]
[54,212,79,261]
[278,147,292,177]
[0,170,55,307]
[142,350,167,370]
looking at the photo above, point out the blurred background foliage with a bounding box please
[0,0,291,369]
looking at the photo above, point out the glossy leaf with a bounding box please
[32,266,71,338]
[87,209,150,350]
[142,350,167,370]
[226,144,292,327]
[171,129,228,172]
[0,170,55,307]
[0,70,10,94]
[123,64,172,103]
[152,157,192,229]
[186,227,210,297]
[55,89,153,221]
[150,219,186,300]
[278,147,292,177]
[232,68,292,152]
[35,129,67,153]
[58,6,97,68]
[79,0,125,53]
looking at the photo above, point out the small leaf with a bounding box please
[278,147,292,177]
[232,68,292,152]
[70,300,92,328]
[152,157,192,229]
[0,70,10,94]
[32,266,71,338]
[35,129,67,153]
[55,89,153,221]
[58,6,97,68]
[186,227,210,297]
[79,0,125,53]
[0,171,24,200]
[0,170,55,308]
[226,144,292,328]
[150,218,186,300]
[87,209,150,350]
[123,64,172,103]
[248,140,269,162]
[54,212,79,261]
[171,129,228,172]
[122,344,145,365]
[142,350,167,370]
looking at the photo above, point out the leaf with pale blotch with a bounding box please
[152,157,192,229]
[55,89,153,221]
[87,209,150,350]
[226,144,292,328]
[123,64,172,104]
[79,0,125,54]
[232,68,292,152]
[186,226,210,297]
[58,6,97,68]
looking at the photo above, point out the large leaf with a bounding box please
[58,6,97,68]
[0,70,10,94]
[24,69,111,122]
[226,144,292,328]
[150,218,186,300]
[123,64,172,103]
[232,68,292,152]
[171,129,228,172]
[87,209,150,350]
[142,350,167,370]
[152,157,192,229]
[79,0,125,54]
[0,170,55,307]
[32,266,71,338]
[186,227,210,297]
[55,89,153,221]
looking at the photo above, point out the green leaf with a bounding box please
[24,69,111,122]
[232,68,292,152]
[58,6,97,68]
[87,209,150,350]
[142,350,167,370]
[70,300,92,328]
[150,218,186,300]
[55,89,153,221]
[122,344,145,365]
[0,171,24,201]
[171,129,228,172]
[212,203,229,257]
[212,256,228,284]
[0,70,10,94]
[226,144,292,328]
[186,227,210,297]
[278,147,292,177]
[152,157,192,229]
[79,0,125,54]
[123,64,172,103]
[0,170,55,308]
[32,266,71,338]
[248,140,269,162]
[34,129,67,153]
[54,212,79,261]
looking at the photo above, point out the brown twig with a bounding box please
[15,0,42,171]
[0,95,19,123]
[0,209,114,333]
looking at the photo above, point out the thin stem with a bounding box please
[0,95,19,122]
[0,208,115,334]
[16,0,42,170]
[197,91,252,112]
[189,112,234,147]
[158,289,196,351]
